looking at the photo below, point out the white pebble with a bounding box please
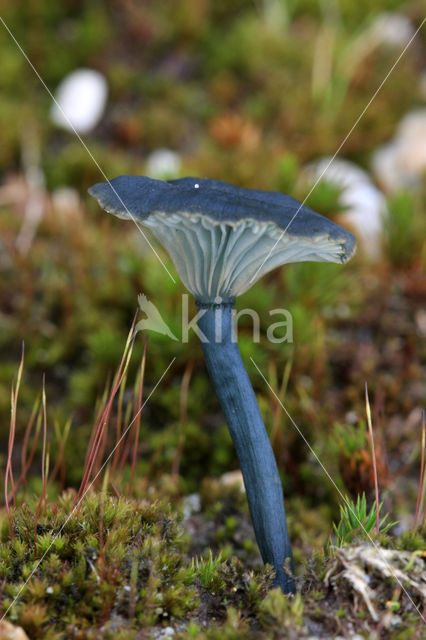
[182,493,201,519]
[372,109,426,192]
[304,157,387,259]
[369,12,415,47]
[146,149,181,179]
[51,69,107,134]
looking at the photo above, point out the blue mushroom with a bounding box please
[89,175,356,593]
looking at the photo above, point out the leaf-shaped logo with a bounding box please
[135,294,178,341]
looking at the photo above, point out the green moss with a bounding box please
[1,493,198,636]
[0,1,425,637]
[259,588,304,629]
[383,191,426,269]
[178,607,250,639]
[394,528,426,552]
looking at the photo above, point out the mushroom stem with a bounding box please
[197,301,295,593]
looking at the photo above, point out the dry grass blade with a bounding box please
[34,376,49,552]
[4,344,25,537]
[116,400,134,475]
[16,393,41,497]
[4,383,16,538]
[414,410,425,528]
[270,358,292,448]
[84,374,111,477]
[365,382,380,538]
[110,367,128,475]
[50,417,72,490]
[74,314,137,510]
[128,338,148,495]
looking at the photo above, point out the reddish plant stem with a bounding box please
[74,315,137,511]
[34,376,48,553]
[128,339,147,496]
[49,418,71,491]
[84,376,111,481]
[5,383,16,539]
[111,370,127,475]
[116,402,134,475]
[5,345,24,538]
[14,410,42,499]
[18,394,41,498]
[110,482,121,499]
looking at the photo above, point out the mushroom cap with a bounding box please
[89,175,356,302]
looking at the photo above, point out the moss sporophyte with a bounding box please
[89,175,356,593]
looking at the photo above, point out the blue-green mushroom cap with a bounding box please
[88,175,356,302]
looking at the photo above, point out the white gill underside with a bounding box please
[143,212,344,302]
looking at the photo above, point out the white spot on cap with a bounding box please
[194,183,199,189]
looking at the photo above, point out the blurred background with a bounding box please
[0,0,425,531]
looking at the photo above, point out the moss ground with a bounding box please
[0,0,425,637]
